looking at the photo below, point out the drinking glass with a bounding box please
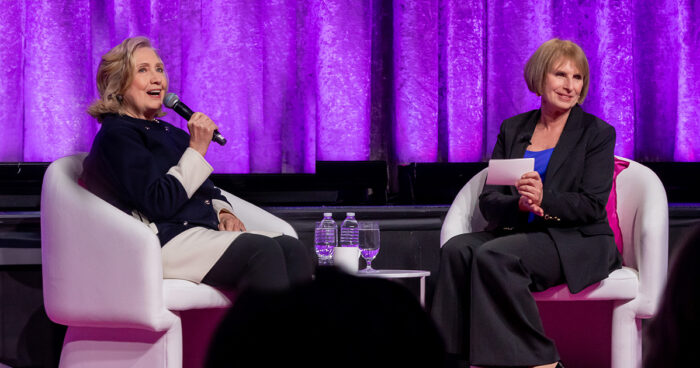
[314,221,336,266]
[358,221,380,272]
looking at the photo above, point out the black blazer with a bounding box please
[82,114,230,245]
[479,104,622,293]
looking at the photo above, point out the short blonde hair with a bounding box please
[88,36,167,121]
[524,38,590,104]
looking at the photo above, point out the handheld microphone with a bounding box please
[163,93,227,146]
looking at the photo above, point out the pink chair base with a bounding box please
[60,324,181,368]
[180,308,229,368]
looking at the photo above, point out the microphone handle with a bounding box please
[212,130,227,145]
[173,101,194,120]
[173,101,227,146]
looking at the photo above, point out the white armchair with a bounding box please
[440,157,668,368]
[41,153,297,368]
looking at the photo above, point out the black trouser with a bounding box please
[202,234,313,292]
[430,231,565,367]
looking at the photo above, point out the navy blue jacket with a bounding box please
[82,114,229,245]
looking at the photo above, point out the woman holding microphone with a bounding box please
[82,37,312,293]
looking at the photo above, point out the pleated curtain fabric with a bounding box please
[0,0,698,172]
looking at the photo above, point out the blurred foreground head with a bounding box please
[206,267,447,368]
[643,224,700,367]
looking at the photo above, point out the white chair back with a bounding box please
[613,158,668,316]
[41,153,175,330]
[440,168,488,246]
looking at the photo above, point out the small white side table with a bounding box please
[355,269,431,306]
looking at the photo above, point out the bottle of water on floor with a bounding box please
[314,213,337,264]
[339,212,359,248]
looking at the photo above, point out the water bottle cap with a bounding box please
[346,212,355,216]
[323,212,332,217]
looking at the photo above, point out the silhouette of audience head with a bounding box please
[206,266,447,367]
[643,224,700,367]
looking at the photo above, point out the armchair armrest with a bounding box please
[221,190,297,238]
[41,154,177,331]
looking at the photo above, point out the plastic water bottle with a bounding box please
[339,212,360,248]
[314,213,337,262]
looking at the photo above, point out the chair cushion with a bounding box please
[533,267,638,301]
[606,157,630,256]
[163,279,233,311]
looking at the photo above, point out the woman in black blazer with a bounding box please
[431,39,621,368]
[82,37,312,293]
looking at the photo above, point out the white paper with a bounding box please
[485,158,535,186]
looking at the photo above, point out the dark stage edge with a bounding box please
[2,203,698,265]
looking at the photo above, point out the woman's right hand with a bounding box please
[516,171,545,216]
[188,112,218,157]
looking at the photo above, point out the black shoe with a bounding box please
[556,362,565,368]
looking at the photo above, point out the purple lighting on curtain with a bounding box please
[257,0,297,173]
[0,0,23,161]
[593,1,635,159]
[181,0,254,173]
[394,0,438,163]
[675,0,700,162]
[1,1,699,170]
[315,0,371,161]
[634,0,680,162]
[439,0,484,162]
[23,0,95,162]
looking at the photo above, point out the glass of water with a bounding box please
[314,221,337,265]
[358,221,380,272]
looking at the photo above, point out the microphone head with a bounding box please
[163,93,180,108]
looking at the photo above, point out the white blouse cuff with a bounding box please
[213,199,235,221]
[166,147,214,198]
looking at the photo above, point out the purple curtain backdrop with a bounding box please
[0,1,699,172]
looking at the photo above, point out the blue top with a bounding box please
[523,148,554,222]
[523,148,554,181]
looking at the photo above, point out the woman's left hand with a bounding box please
[519,195,545,217]
[219,212,247,232]
[516,171,544,211]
